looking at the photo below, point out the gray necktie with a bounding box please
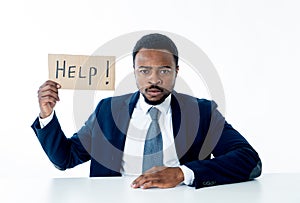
[142,107,163,173]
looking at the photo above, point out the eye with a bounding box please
[139,69,150,74]
[160,69,171,74]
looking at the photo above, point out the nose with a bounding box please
[149,71,162,85]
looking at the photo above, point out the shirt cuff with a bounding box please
[39,111,54,129]
[179,165,195,186]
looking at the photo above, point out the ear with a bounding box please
[175,66,179,76]
[133,66,137,78]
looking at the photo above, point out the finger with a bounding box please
[131,174,160,188]
[38,82,61,95]
[38,85,59,95]
[131,167,165,188]
[38,87,59,96]
[140,175,179,189]
[140,180,163,189]
[40,80,61,89]
[38,90,60,101]
[131,175,144,188]
[38,82,60,95]
[140,180,156,189]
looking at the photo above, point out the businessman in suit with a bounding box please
[32,33,262,189]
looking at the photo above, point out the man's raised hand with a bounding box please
[38,80,61,118]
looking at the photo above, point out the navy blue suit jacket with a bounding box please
[32,91,261,189]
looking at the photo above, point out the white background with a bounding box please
[0,0,299,178]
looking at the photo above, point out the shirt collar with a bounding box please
[137,93,171,115]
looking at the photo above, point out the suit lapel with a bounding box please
[172,92,203,163]
[171,93,188,161]
[113,92,140,151]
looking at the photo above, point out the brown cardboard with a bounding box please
[48,54,115,90]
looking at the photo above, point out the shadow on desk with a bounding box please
[48,176,264,203]
[1,174,299,203]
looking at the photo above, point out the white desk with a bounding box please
[1,173,300,203]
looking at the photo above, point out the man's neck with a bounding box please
[138,93,172,115]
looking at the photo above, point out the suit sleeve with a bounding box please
[31,111,95,170]
[184,101,262,189]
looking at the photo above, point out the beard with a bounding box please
[141,85,171,105]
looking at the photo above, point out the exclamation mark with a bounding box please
[106,60,109,85]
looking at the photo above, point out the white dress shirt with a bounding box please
[39,93,194,185]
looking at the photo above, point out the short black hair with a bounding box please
[132,33,179,67]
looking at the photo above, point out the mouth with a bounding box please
[145,86,164,97]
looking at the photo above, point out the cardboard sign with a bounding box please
[48,54,115,90]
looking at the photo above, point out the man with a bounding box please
[32,33,262,189]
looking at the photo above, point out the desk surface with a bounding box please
[1,173,300,203]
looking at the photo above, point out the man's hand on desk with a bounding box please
[131,166,184,189]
